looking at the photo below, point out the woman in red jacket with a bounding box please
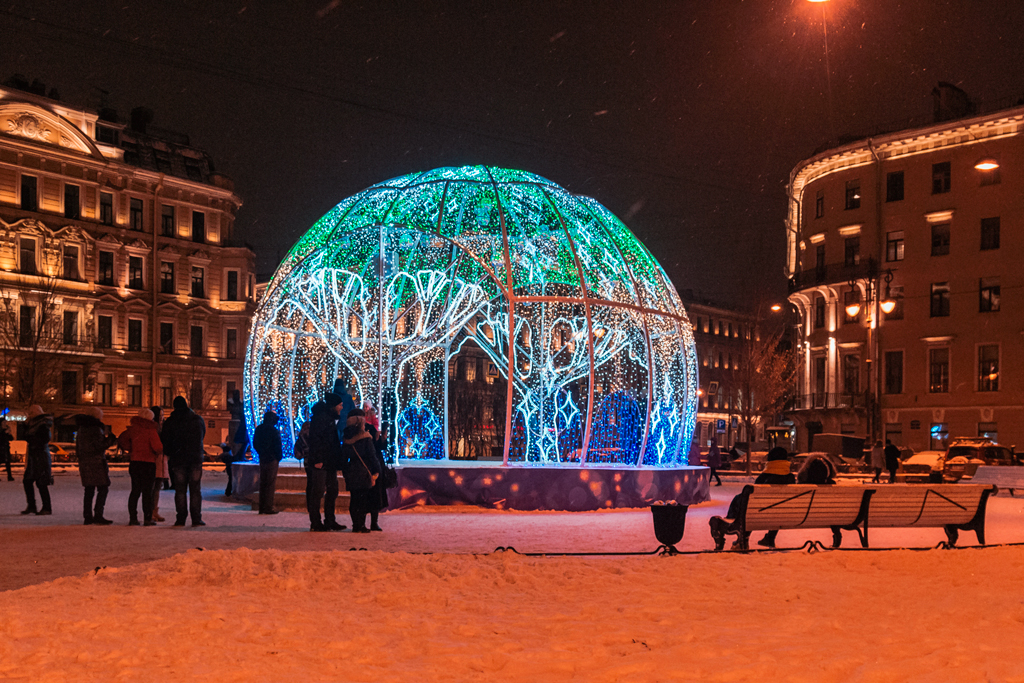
[118,408,164,526]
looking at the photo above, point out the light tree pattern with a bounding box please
[245,166,698,467]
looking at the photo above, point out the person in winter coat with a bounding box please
[796,453,837,486]
[341,408,380,533]
[364,420,390,531]
[75,407,116,525]
[253,410,283,514]
[305,394,346,531]
[161,396,207,527]
[753,447,795,548]
[884,440,901,484]
[869,440,885,484]
[150,406,167,522]
[22,405,53,515]
[119,408,164,526]
[0,416,13,481]
[706,438,723,486]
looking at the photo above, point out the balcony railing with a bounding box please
[788,259,877,293]
[789,392,867,411]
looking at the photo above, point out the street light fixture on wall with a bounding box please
[974,158,1000,171]
[880,270,897,315]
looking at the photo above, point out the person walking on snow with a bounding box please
[706,438,723,486]
[870,439,885,484]
[119,408,164,526]
[76,407,116,525]
[884,440,901,484]
[22,405,53,516]
[162,396,207,527]
[253,410,283,515]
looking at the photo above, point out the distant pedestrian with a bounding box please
[229,390,249,460]
[305,394,346,531]
[706,438,723,486]
[870,440,885,484]
[162,396,207,527]
[0,416,13,481]
[884,440,901,484]
[341,408,380,533]
[333,383,356,418]
[119,408,164,526]
[150,406,167,522]
[75,407,116,525]
[363,401,380,431]
[253,410,283,515]
[219,443,239,496]
[22,405,53,516]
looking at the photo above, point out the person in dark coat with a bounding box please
[22,405,53,515]
[365,420,390,531]
[76,407,116,525]
[305,395,346,531]
[884,440,901,484]
[0,416,13,481]
[706,438,723,486]
[753,447,795,548]
[161,396,207,527]
[796,453,837,486]
[341,408,380,533]
[253,410,283,515]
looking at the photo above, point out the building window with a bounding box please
[161,205,176,237]
[160,377,173,408]
[128,256,144,290]
[127,374,142,406]
[64,184,81,219]
[884,350,903,394]
[190,378,204,410]
[979,277,1000,312]
[160,261,175,294]
[20,175,38,211]
[886,231,904,262]
[190,325,204,357]
[159,322,174,354]
[814,296,826,329]
[930,282,950,317]
[226,270,239,301]
[931,223,950,256]
[63,310,78,345]
[813,356,827,398]
[932,161,951,194]
[884,286,904,321]
[62,244,80,280]
[95,124,118,145]
[191,266,205,297]
[844,179,861,210]
[979,166,1001,187]
[97,315,113,349]
[129,198,144,231]
[980,217,1000,250]
[843,289,860,324]
[978,344,999,392]
[99,192,114,225]
[192,211,206,244]
[978,422,998,441]
[929,347,949,393]
[226,328,238,359]
[886,171,904,202]
[844,236,860,267]
[19,238,37,275]
[814,190,824,218]
[155,150,173,174]
[842,355,859,395]
[96,373,112,406]
[815,244,826,281]
[62,370,78,405]
[19,305,35,347]
[98,251,115,286]
[930,423,949,451]
[128,319,143,352]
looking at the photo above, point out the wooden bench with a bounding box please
[709,485,873,551]
[860,484,994,547]
[967,466,1024,496]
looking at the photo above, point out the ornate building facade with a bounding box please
[786,92,1024,453]
[0,82,254,443]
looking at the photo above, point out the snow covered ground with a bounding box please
[1,468,1023,681]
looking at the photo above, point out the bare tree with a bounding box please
[734,323,796,473]
[0,267,67,407]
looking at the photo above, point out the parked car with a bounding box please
[49,442,76,463]
[900,450,946,482]
[943,438,1016,481]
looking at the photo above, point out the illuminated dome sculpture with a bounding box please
[245,166,698,467]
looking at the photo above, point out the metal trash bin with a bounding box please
[650,503,688,554]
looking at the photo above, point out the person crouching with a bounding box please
[341,408,379,533]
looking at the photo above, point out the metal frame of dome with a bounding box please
[245,165,698,467]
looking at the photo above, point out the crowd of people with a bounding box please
[0,386,392,533]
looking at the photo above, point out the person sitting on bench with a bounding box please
[713,447,795,549]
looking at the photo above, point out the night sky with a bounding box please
[4,1,1024,306]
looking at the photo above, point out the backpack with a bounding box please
[293,423,310,462]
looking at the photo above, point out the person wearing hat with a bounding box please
[253,409,283,514]
[119,408,164,526]
[341,408,380,533]
[75,407,116,525]
[0,415,13,481]
[304,393,346,531]
[22,405,53,515]
[161,396,207,527]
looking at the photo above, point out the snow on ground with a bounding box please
[2,468,1024,681]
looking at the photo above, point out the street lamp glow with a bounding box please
[974,158,1000,171]
[880,299,897,315]
[845,302,861,318]
[770,304,782,312]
